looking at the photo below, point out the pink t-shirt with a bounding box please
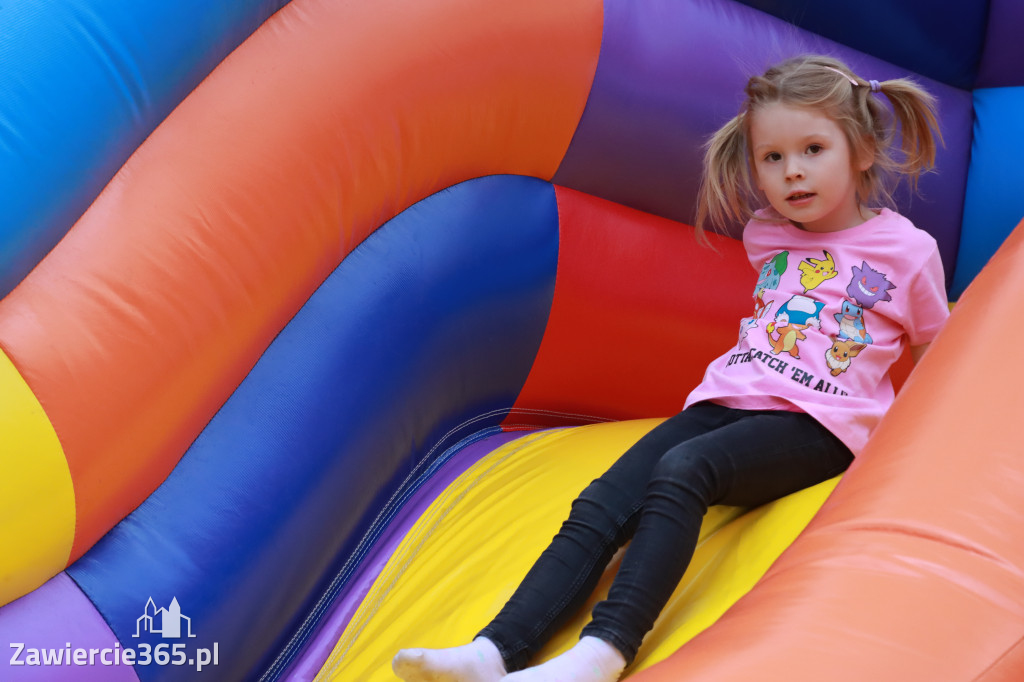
[684,207,949,455]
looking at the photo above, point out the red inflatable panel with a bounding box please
[505,186,752,428]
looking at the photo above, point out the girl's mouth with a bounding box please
[787,192,815,203]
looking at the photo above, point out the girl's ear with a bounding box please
[856,137,876,172]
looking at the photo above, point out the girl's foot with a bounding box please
[393,637,506,682]
[501,636,625,682]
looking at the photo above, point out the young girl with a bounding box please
[393,54,949,682]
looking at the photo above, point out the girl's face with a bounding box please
[749,101,873,233]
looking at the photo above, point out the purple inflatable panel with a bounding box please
[553,0,971,286]
[0,573,138,681]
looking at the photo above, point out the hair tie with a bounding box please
[823,66,883,94]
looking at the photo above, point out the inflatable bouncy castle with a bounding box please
[2,1,1023,680]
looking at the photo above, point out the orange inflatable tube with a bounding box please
[0,0,600,563]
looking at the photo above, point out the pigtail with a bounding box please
[873,78,944,192]
[695,113,755,243]
[693,55,945,243]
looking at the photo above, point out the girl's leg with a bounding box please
[576,407,853,669]
[393,403,735,681]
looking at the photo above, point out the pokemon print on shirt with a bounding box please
[737,253,891,389]
[797,250,837,293]
[686,208,950,455]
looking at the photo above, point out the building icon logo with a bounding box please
[133,597,196,639]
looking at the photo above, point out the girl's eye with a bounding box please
[764,152,781,162]
[807,144,823,154]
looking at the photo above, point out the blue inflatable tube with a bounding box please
[0,0,290,297]
[68,176,559,681]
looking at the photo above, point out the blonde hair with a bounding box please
[695,55,943,240]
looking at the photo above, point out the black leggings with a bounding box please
[478,401,853,671]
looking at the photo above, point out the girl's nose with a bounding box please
[785,160,804,180]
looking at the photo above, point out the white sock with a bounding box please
[501,636,626,682]
[393,637,507,682]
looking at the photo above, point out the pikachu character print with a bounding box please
[797,250,837,293]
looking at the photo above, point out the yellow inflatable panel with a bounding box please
[0,348,76,607]
[319,419,839,680]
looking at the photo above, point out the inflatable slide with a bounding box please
[1,0,1022,680]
